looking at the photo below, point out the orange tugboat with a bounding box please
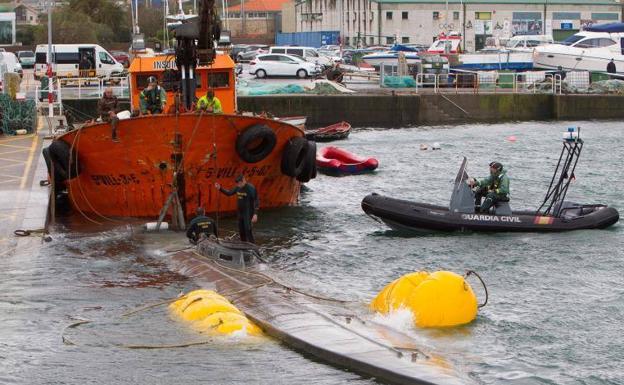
[43,1,316,224]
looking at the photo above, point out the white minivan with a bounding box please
[34,44,125,80]
[269,46,338,67]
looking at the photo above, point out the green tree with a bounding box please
[138,5,165,40]
[35,8,98,44]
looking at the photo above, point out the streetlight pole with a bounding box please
[47,1,54,119]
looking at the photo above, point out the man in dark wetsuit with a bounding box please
[186,207,217,244]
[215,175,259,243]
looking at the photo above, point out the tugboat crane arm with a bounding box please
[172,0,221,109]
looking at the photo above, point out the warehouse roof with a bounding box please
[373,0,619,5]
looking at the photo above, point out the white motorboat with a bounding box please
[361,48,421,68]
[454,35,553,71]
[534,23,624,73]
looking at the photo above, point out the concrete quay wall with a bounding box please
[63,94,624,128]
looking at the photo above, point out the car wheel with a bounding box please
[297,69,308,79]
[256,69,267,79]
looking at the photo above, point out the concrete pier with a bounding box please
[0,118,51,255]
[64,94,624,128]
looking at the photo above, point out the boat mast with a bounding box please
[537,127,584,217]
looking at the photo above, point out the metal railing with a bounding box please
[410,71,581,95]
[34,76,130,102]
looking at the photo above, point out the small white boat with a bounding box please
[362,50,421,67]
[278,116,306,129]
[534,24,624,73]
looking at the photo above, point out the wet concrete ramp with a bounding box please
[169,251,468,385]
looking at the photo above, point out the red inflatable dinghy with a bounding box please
[316,146,379,175]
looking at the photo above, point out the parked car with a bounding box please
[16,51,35,68]
[249,54,321,78]
[111,51,130,67]
[230,44,249,61]
[35,44,124,80]
[269,46,338,68]
[0,52,23,77]
[236,45,269,62]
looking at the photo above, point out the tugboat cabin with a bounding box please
[128,54,236,114]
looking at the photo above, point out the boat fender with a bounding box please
[371,271,478,328]
[281,136,307,178]
[297,140,317,182]
[235,124,277,163]
[170,289,262,336]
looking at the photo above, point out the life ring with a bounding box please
[281,137,307,178]
[297,140,317,182]
[43,140,80,183]
[236,124,277,163]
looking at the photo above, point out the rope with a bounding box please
[119,340,215,350]
[193,251,352,304]
[465,270,488,308]
[66,129,102,225]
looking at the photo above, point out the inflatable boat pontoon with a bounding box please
[362,128,619,233]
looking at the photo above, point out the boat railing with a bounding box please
[411,71,584,95]
[34,76,131,101]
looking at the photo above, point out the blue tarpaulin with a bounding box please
[585,23,624,33]
[390,44,421,52]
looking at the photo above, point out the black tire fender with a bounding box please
[298,140,317,182]
[281,136,307,178]
[235,124,277,163]
[46,140,80,181]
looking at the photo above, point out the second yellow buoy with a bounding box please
[371,271,478,328]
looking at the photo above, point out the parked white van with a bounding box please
[269,46,338,67]
[34,44,124,80]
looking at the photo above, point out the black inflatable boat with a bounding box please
[362,128,619,233]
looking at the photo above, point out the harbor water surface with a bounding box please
[1,121,622,385]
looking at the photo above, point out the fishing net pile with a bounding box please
[0,94,36,135]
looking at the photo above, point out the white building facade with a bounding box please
[293,0,622,51]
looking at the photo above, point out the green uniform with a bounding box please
[475,169,510,213]
[139,86,167,114]
[476,170,509,197]
[196,95,222,113]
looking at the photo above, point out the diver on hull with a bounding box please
[469,162,510,213]
[186,207,218,244]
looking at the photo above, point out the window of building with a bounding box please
[453,11,459,20]
[512,12,543,36]
[552,12,581,20]
[402,11,408,20]
[370,36,374,44]
[386,36,394,44]
[433,11,439,20]
[402,37,409,43]
[229,12,241,18]
[475,12,491,20]
[592,13,619,21]
[344,37,349,45]
[386,11,392,20]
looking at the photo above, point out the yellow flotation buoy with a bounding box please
[170,289,262,336]
[371,271,478,328]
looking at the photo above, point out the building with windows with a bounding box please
[225,0,291,41]
[291,0,622,50]
[13,2,39,25]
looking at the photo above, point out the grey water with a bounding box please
[1,121,623,385]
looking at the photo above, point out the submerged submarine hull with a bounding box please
[361,193,619,233]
